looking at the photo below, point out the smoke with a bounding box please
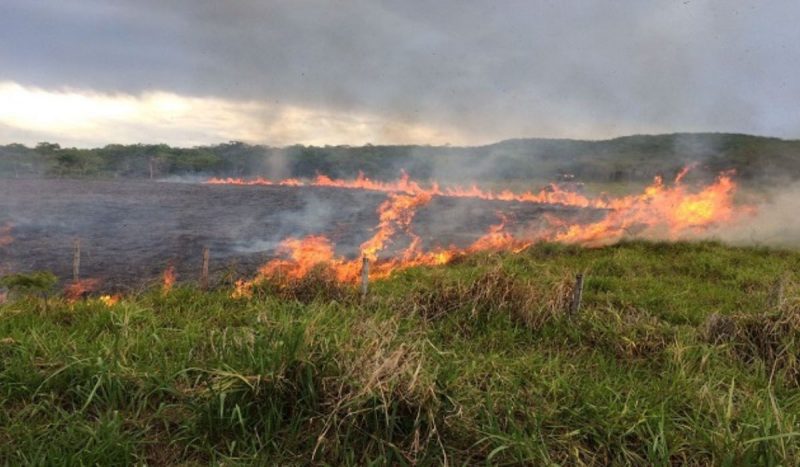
[265,148,291,180]
[713,183,800,247]
[231,189,381,257]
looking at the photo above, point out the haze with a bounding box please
[1,0,798,147]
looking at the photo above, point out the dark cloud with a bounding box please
[1,0,799,143]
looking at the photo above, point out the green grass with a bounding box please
[2,240,800,465]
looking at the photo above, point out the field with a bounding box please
[0,179,594,291]
[2,241,800,464]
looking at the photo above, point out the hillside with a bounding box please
[2,133,799,186]
[2,241,800,464]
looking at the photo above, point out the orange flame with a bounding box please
[360,192,432,261]
[207,171,600,208]
[223,166,753,295]
[546,171,740,245]
[99,294,121,307]
[467,214,530,253]
[162,263,176,293]
[64,278,100,302]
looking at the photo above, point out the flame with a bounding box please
[98,294,120,307]
[207,171,600,208]
[232,191,441,296]
[546,171,740,245]
[467,214,530,253]
[674,163,697,184]
[162,263,176,293]
[218,166,753,295]
[232,279,253,299]
[360,192,432,261]
[64,278,100,302]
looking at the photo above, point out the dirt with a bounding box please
[0,179,600,292]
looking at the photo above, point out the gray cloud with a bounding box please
[1,0,799,144]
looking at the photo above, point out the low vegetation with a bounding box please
[2,241,800,464]
[3,133,800,188]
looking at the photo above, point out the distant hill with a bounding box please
[1,133,799,186]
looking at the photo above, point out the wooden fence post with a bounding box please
[569,273,584,316]
[361,256,369,298]
[200,247,210,290]
[72,239,81,283]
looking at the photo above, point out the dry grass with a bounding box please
[314,318,443,463]
[395,266,576,331]
[703,304,800,386]
[580,306,675,359]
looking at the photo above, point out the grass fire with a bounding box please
[210,167,746,297]
[3,157,796,464]
[3,1,800,464]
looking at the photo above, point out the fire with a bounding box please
[220,166,753,295]
[99,294,120,306]
[207,171,600,208]
[360,192,432,261]
[64,278,100,302]
[674,163,697,184]
[467,214,530,253]
[162,263,176,293]
[232,191,442,296]
[547,171,739,245]
[258,235,358,282]
[232,279,253,299]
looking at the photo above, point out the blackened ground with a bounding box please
[0,179,602,292]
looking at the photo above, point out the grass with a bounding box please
[2,240,800,465]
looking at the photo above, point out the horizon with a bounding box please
[2,1,799,147]
[3,130,797,151]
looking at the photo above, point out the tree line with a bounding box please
[1,133,799,186]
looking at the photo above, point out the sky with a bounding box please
[0,0,798,147]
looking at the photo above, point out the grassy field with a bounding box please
[2,241,800,465]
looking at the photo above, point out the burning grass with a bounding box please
[218,167,753,294]
[2,241,800,464]
[250,263,358,304]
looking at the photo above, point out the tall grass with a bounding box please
[2,240,800,464]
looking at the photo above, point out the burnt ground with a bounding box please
[0,179,602,292]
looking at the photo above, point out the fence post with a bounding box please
[201,247,210,290]
[361,256,369,298]
[72,238,81,283]
[569,273,584,316]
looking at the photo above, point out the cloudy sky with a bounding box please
[0,0,798,147]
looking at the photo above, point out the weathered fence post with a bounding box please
[200,247,210,290]
[569,273,584,316]
[72,238,81,282]
[361,256,369,298]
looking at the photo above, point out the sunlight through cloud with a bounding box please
[0,81,467,147]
